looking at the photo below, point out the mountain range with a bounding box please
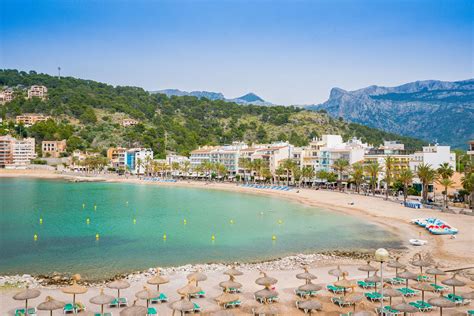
[306,79,474,149]
[152,89,273,106]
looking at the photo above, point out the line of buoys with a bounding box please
[86,218,90,224]
[39,218,43,225]
[95,233,100,240]
[272,235,277,241]
[163,233,167,240]
[33,234,38,241]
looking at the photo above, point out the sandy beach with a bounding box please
[1,169,473,315]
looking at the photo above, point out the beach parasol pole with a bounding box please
[375,248,389,311]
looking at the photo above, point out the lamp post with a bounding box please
[375,248,389,312]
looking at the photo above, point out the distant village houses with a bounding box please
[0,88,14,105]
[27,85,48,100]
[16,114,51,126]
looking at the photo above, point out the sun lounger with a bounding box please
[417,275,431,282]
[147,307,157,315]
[15,308,37,316]
[295,289,318,297]
[224,300,241,309]
[193,302,201,312]
[189,290,205,298]
[332,296,352,307]
[94,313,113,316]
[430,283,447,293]
[110,297,128,307]
[327,284,345,294]
[409,300,433,312]
[445,293,471,305]
[151,292,168,304]
[365,292,385,302]
[358,281,376,289]
[63,304,75,314]
[386,277,405,285]
[228,287,241,293]
[397,287,419,297]
[467,310,474,315]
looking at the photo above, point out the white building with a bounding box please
[0,135,37,169]
[409,144,456,172]
[317,135,366,172]
[166,154,190,167]
[126,148,153,174]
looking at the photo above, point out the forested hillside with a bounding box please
[0,70,426,157]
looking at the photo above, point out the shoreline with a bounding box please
[1,170,473,276]
[1,170,473,314]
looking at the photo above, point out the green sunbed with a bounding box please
[331,297,352,307]
[194,302,201,312]
[357,281,376,289]
[15,308,37,316]
[327,284,345,294]
[430,283,447,292]
[364,292,384,302]
[224,300,241,308]
[417,275,431,282]
[147,307,158,315]
[467,310,473,315]
[397,287,418,297]
[409,301,433,312]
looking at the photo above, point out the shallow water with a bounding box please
[0,178,401,279]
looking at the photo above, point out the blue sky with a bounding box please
[1,0,472,105]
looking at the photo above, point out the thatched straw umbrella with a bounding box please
[411,253,432,275]
[441,273,466,295]
[178,281,202,300]
[254,288,279,302]
[387,257,406,275]
[219,276,242,291]
[412,282,435,302]
[13,286,41,315]
[120,299,148,316]
[135,286,160,308]
[345,294,364,311]
[334,272,355,296]
[215,292,239,306]
[329,265,347,281]
[169,296,195,316]
[298,282,323,293]
[187,270,207,286]
[358,261,379,278]
[426,267,446,285]
[89,288,115,315]
[461,291,474,300]
[223,267,243,277]
[255,272,278,287]
[147,270,169,292]
[365,272,387,292]
[37,296,65,316]
[382,286,402,305]
[297,299,322,315]
[62,275,87,306]
[253,302,284,315]
[392,299,418,316]
[396,270,417,289]
[428,294,456,316]
[107,279,130,301]
[296,266,317,284]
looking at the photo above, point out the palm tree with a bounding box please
[416,163,437,204]
[275,166,284,185]
[202,160,214,181]
[181,160,191,178]
[365,162,381,196]
[332,158,349,191]
[238,158,252,183]
[384,156,394,200]
[281,159,297,186]
[252,159,265,183]
[350,162,365,193]
[437,162,454,180]
[397,168,414,204]
[214,163,228,181]
[437,177,454,209]
[461,172,474,210]
[301,166,315,187]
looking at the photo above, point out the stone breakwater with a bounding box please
[0,250,406,289]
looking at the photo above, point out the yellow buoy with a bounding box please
[82,203,85,209]
[33,234,38,241]
[126,201,129,205]
[39,218,43,224]
[211,234,215,241]
[86,218,90,224]
[229,219,234,224]
[133,218,137,224]
[183,219,187,225]
[272,235,277,241]
[163,233,167,240]
[94,205,97,211]
[95,233,100,240]
[278,219,283,224]
[260,211,264,216]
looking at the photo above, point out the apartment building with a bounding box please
[317,136,366,172]
[0,135,36,168]
[0,89,14,104]
[468,140,474,163]
[126,148,153,174]
[27,85,48,100]
[107,147,127,169]
[16,114,51,126]
[409,144,456,172]
[42,140,67,158]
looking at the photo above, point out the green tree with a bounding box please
[416,163,437,204]
[397,168,414,204]
[350,162,365,193]
[436,177,454,209]
[384,156,395,200]
[365,162,381,196]
[332,158,349,191]
[281,158,297,186]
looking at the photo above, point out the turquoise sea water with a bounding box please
[0,178,401,279]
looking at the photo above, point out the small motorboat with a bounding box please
[409,239,428,246]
